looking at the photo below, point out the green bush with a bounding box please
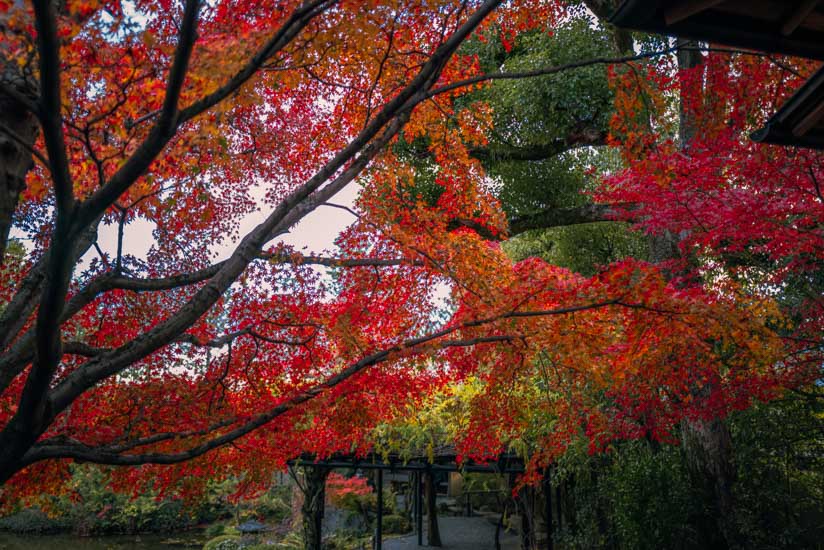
[272,531,303,549]
[552,440,698,550]
[205,523,228,538]
[203,534,243,550]
[381,514,411,534]
[604,443,697,550]
[49,464,195,535]
[730,391,824,549]
[191,477,240,524]
[253,485,291,522]
[0,508,69,534]
[324,531,371,550]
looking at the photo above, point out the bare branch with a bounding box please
[427,46,680,99]
[469,131,607,162]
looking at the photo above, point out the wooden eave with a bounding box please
[751,66,824,149]
[287,450,526,473]
[608,0,824,60]
[607,0,824,149]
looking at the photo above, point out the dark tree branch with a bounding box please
[176,328,312,349]
[509,203,631,235]
[20,296,629,468]
[1,0,507,484]
[72,0,334,233]
[0,218,102,392]
[156,0,201,135]
[63,341,106,357]
[31,0,73,214]
[19,335,527,466]
[0,252,421,395]
[469,130,608,162]
[427,46,680,98]
[43,0,505,424]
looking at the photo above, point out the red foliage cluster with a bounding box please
[0,0,817,506]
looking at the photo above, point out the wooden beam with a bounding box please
[793,99,824,137]
[664,0,725,25]
[781,0,820,36]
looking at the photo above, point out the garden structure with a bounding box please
[288,451,559,550]
[602,0,824,148]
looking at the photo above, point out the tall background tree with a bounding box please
[421,3,823,547]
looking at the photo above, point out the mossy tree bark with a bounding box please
[0,40,39,264]
[296,466,329,550]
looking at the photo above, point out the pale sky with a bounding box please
[92,181,362,265]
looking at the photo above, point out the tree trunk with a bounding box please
[516,483,536,550]
[682,416,742,548]
[299,466,329,550]
[424,471,442,547]
[666,39,744,550]
[0,60,39,264]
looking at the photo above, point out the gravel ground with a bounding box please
[382,516,520,550]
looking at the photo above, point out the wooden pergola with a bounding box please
[287,451,558,550]
[602,0,824,149]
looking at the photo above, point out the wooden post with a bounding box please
[415,471,423,546]
[425,470,442,546]
[375,469,383,550]
[519,484,533,550]
[555,483,562,530]
[543,473,553,550]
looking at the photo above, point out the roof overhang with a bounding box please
[608,0,824,61]
[751,66,824,149]
[606,0,824,149]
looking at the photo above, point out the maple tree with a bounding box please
[442,24,823,547]
[0,0,631,499]
[0,2,818,536]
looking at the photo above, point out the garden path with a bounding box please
[382,516,520,550]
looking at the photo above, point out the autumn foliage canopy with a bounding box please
[0,0,820,505]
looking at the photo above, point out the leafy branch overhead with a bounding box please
[0,0,819,511]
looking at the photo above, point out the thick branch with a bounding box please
[19,333,517,466]
[469,129,607,162]
[45,0,504,420]
[0,254,418,393]
[0,219,101,392]
[509,203,630,235]
[31,0,73,214]
[155,0,201,135]
[21,296,628,468]
[427,46,679,98]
